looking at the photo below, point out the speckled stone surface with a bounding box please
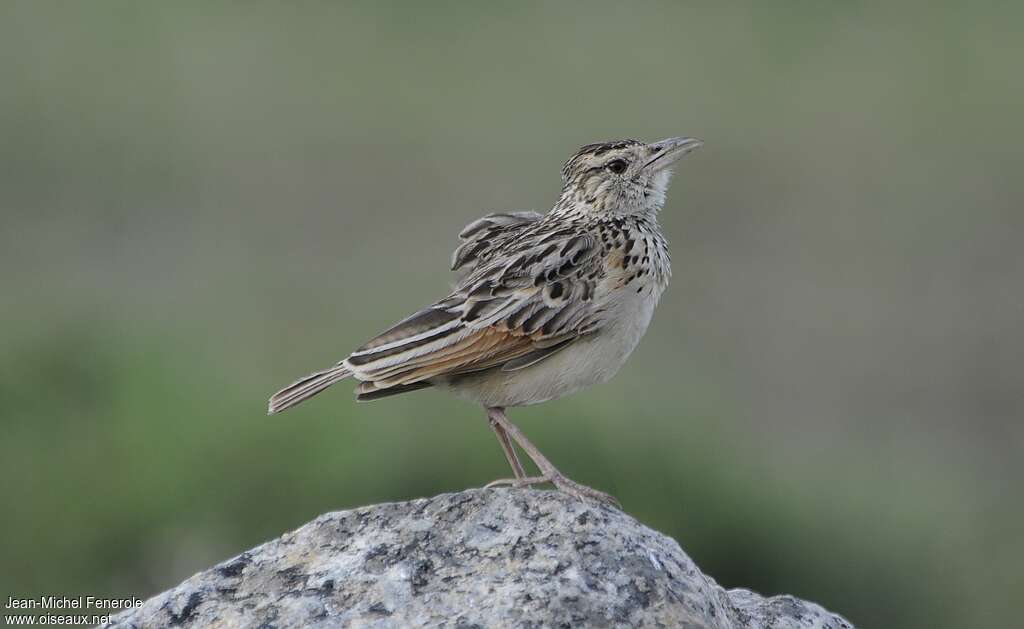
[106,489,853,628]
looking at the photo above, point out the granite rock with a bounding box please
[108,489,853,628]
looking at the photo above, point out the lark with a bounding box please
[269,136,703,504]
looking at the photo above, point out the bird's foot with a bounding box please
[485,474,619,508]
[484,476,548,489]
[548,473,620,507]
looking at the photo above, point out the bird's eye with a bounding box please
[606,159,628,174]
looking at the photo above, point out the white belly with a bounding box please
[441,281,665,408]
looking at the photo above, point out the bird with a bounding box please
[268,136,703,505]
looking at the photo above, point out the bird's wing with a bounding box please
[345,221,605,390]
[450,211,544,281]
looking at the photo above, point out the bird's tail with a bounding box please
[267,364,352,414]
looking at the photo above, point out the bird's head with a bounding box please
[557,137,702,217]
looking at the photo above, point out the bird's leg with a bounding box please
[484,407,619,507]
[486,407,527,480]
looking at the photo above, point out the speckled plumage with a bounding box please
[269,136,702,503]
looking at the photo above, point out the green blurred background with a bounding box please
[2,2,1021,627]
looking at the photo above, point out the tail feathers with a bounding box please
[268,364,352,414]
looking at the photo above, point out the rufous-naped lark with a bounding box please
[269,137,702,504]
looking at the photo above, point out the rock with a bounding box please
[107,489,853,628]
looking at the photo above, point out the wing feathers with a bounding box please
[349,308,461,360]
[270,212,608,408]
[452,211,543,279]
[357,324,508,382]
[501,337,577,371]
[371,329,533,387]
[356,380,433,402]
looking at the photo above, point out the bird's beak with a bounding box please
[644,137,703,171]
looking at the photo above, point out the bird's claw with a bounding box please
[485,474,620,508]
[484,476,549,489]
[548,474,621,508]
